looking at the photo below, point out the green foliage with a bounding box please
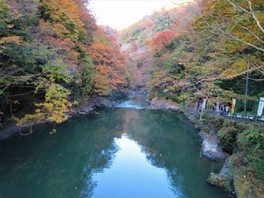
[237,127,264,180]
[0,0,9,29]
[3,42,54,72]
[75,56,94,99]
[238,127,264,153]
[168,92,190,103]
[145,66,155,74]
[160,53,185,74]
[218,125,238,153]
[233,167,259,198]
[42,59,73,83]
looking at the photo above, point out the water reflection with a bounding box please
[0,108,227,198]
[90,135,182,198]
[80,109,226,198]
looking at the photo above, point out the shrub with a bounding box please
[218,126,238,153]
[237,127,264,180]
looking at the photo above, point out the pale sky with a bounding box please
[89,0,191,30]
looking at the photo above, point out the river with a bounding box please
[0,97,227,198]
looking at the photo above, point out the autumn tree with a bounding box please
[149,30,176,55]
[0,0,128,129]
[87,26,128,95]
[193,0,264,79]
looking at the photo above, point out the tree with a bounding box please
[0,0,112,129]
[192,0,264,78]
[150,30,177,54]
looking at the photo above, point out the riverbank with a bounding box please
[146,98,179,110]
[0,88,132,141]
[179,105,264,198]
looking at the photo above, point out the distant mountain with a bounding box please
[118,1,200,89]
[119,1,200,46]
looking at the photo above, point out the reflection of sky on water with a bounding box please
[80,108,226,198]
[90,135,182,198]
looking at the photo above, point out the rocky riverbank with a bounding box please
[0,94,179,141]
[146,98,179,110]
[179,105,264,198]
[179,106,229,160]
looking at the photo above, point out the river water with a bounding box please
[0,98,227,198]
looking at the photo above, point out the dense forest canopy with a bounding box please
[0,0,129,128]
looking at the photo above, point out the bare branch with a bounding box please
[200,16,264,52]
[238,24,264,44]
[195,66,264,84]
[246,0,264,33]
[226,0,250,14]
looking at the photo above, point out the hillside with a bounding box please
[120,0,264,110]
[0,0,129,128]
[119,1,200,90]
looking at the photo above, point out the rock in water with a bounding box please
[199,132,229,160]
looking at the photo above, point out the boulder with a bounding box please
[207,154,243,196]
[200,131,229,160]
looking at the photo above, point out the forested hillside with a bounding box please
[119,1,200,91]
[120,0,264,113]
[0,0,128,128]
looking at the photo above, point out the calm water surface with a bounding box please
[0,101,227,198]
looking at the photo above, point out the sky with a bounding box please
[89,0,190,30]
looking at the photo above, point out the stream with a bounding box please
[0,96,227,198]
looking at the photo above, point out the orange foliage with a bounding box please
[150,29,176,53]
[88,26,129,95]
[42,0,84,28]
[88,41,112,64]
[0,36,21,44]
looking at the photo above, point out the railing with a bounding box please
[226,113,264,122]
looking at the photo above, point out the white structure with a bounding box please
[257,97,264,116]
[202,99,206,109]
[216,100,220,112]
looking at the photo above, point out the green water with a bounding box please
[0,108,227,198]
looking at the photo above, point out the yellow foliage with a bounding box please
[0,36,21,45]
[221,59,247,79]
[15,83,74,126]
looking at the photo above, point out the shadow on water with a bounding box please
[0,105,228,198]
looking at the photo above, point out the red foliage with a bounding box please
[150,29,176,53]
[88,26,129,95]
